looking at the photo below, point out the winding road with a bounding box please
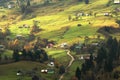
[59,50,75,80]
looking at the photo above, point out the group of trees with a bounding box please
[16,0,31,13]
[12,48,48,62]
[74,36,120,80]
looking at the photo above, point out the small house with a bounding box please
[91,43,99,46]
[8,4,12,9]
[114,0,120,4]
[41,69,54,74]
[7,1,15,9]
[0,45,5,52]
[77,12,84,16]
[79,55,84,60]
[41,69,47,73]
[16,70,22,76]
[46,43,54,48]
[47,62,55,67]
[86,14,89,16]
[104,12,109,16]
[60,43,68,48]
[16,35,24,40]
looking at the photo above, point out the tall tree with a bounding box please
[21,49,27,60]
[27,0,31,7]
[104,60,113,72]
[96,46,107,65]
[75,67,81,80]
[59,65,65,74]
[12,49,20,62]
[16,0,31,13]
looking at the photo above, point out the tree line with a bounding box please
[13,48,48,62]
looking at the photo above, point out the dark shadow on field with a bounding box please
[97,26,120,37]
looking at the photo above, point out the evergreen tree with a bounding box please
[96,47,107,64]
[85,0,89,4]
[106,36,113,48]
[21,49,27,60]
[109,38,118,60]
[27,0,30,7]
[12,49,20,62]
[59,65,65,74]
[116,41,120,60]
[34,49,41,61]
[104,60,113,72]
[75,67,81,80]
[27,50,33,60]
[81,63,86,74]
[41,49,48,61]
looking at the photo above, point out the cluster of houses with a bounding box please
[78,54,97,60]
[41,61,55,74]
[46,42,69,49]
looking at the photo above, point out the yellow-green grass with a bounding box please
[0,0,119,44]
[40,24,99,44]
[46,48,71,66]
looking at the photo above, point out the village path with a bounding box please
[59,50,75,80]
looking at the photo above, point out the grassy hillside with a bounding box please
[0,0,120,44]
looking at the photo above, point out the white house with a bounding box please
[104,12,109,16]
[8,4,12,9]
[60,43,68,48]
[114,0,120,4]
[47,62,55,67]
